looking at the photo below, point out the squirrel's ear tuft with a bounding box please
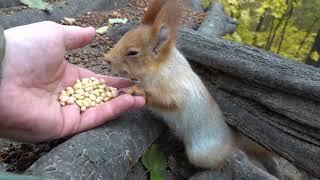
[142,0,168,25]
[152,0,182,42]
[145,0,183,54]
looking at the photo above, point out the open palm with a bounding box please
[0,21,145,142]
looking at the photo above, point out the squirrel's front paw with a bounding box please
[121,85,147,99]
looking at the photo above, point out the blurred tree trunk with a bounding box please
[265,18,284,50]
[305,29,320,67]
[265,17,275,49]
[296,17,320,56]
[252,9,268,46]
[277,4,294,53]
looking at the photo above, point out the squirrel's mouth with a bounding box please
[110,65,139,82]
[116,70,138,82]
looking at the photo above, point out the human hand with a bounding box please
[0,21,145,142]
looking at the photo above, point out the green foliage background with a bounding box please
[203,0,320,62]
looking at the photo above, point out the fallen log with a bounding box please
[26,110,165,179]
[216,75,320,145]
[190,152,279,180]
[213,89,320,177]
[176,28,320,102]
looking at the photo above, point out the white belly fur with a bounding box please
[146,48,234,168]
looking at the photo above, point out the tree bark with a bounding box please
[26,110,165,180]
[216,75,320,142]
[213,90,320,177]
[176,28,320,101]
[190,152,279,180]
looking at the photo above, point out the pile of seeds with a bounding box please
[58,77,118,112]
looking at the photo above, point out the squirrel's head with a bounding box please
[105,0,182,80]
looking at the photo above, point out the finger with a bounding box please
[77,95,145,132]
[62,26,96,51]
[60,63,134,91]
[98,76,134,88]
[60,104,81,137]
[76,65,134,88]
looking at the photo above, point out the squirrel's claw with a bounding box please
[121,85,147,100]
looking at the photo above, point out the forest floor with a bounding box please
[0,0,308,179]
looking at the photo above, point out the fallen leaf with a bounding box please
[20,0,53,12]
[108,18,128,24]
[64,17,76,25]
[142,145,166,180]
[96,26,109,35]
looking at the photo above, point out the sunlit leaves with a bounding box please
[256,0,287,19]
[311,51,320,61]
[221,0,319,62]
[201,0,213,9]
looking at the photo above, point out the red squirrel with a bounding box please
[105,0,282,178]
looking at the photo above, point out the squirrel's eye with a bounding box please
[127,50,139,57]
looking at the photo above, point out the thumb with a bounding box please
[62,26,96,51]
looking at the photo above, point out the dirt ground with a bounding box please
[0,0,312,179]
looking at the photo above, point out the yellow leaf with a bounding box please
[96,26,109,35]
[311,51,320,62]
